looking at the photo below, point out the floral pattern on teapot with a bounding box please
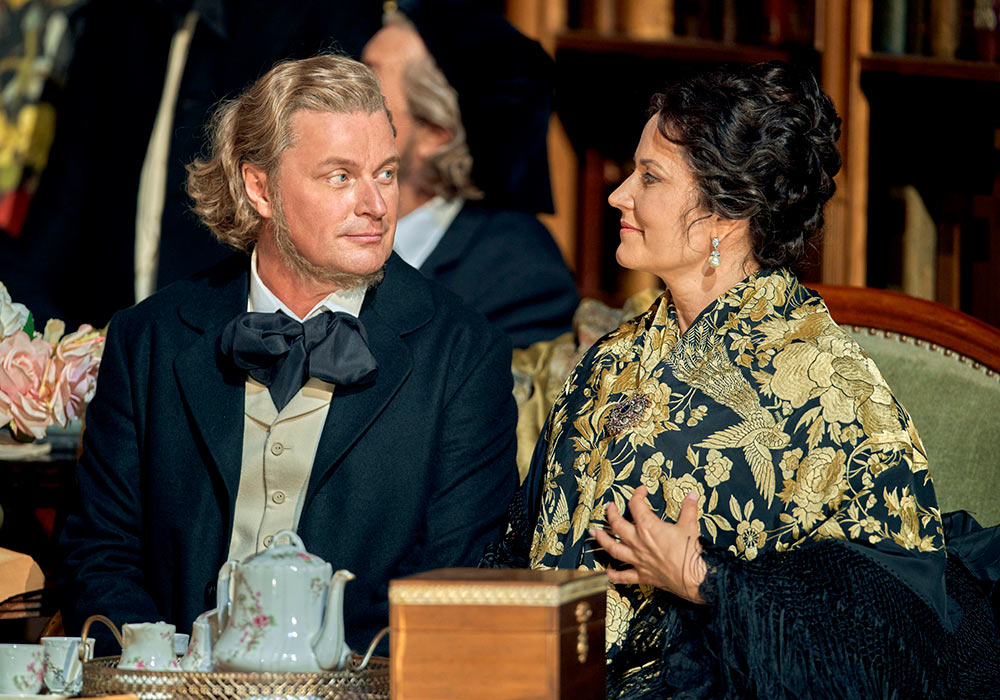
[231,582,275,654]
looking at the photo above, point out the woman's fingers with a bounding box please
[626,485,657,527]
[590,524,633,564]
[605,498,637,544]
[591,526,645,586]
[676,490,700,531]
[590,488,707,602]
[605,567,640,585]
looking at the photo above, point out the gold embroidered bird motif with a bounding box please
[696,413,790,504]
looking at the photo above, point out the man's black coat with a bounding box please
[58,253,518,655]
[420,201,579,349]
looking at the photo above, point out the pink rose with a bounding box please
[0,331,52,439]
[252,614,270,628]
[45,325,104,426]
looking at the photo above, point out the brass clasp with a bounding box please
[575,601,593,663]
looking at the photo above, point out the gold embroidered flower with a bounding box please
[859,515,881,534]
[777,447,848,530]
[703,449,733,487]
[731,518,766,560]
[740,275,789,321]
[629,380,675,447]
[865,451,893,478]
[779,448,803,480]
[604,587,633,650]
[640,453,665,493]
[768,343,819,407]
[686,404,708,427]
[663,473,704,520]
[839,423,863,445]
[767,337,898,435]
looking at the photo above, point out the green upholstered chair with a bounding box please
[813,284,1000,527]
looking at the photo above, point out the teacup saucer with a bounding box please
[0,694,69,699]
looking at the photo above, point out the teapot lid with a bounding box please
[240,530,327,569]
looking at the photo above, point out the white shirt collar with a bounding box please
[393,196,464,270]
[248,248,366,320]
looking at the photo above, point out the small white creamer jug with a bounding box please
[118,622,180,671]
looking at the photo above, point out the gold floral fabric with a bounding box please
[527,269,944,658]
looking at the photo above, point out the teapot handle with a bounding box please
[81,614,124,652]
[270,529,305,550]
[357,626,389,670]
[216,558,239,625]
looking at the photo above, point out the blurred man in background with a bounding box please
[363,2,578,349]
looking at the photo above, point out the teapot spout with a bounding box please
[314,569,355,671]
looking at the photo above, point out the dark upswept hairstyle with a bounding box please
[650,60,842,269]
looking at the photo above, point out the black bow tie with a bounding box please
[220,310,378,411]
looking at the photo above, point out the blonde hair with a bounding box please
[187,54,389,250]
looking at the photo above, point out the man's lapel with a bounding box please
[173,255,249,504]
[305,254,433,502]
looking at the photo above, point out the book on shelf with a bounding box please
[896,185,938,302]
[893,0,999,62]
[620,0,674,39]
[930,0,961,58]
[907,0,930,55]
[575,0,617,33]
[667,0,812,45]
[568,0,815,47]
[874,0,907,54]
[763,0,813,46]
[973,0,1000,61]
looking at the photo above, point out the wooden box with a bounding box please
[389,568,606,700]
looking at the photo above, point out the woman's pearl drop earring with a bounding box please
[709,237,721,268]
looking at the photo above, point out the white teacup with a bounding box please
[42,636,94,695]
[118,622,180,671]
[0,643,44,694]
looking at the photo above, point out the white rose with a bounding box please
[0,282,30,338]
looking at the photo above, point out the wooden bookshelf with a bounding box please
[555,30,793,63]
[858,0,1000,327]
[507,0,1000,326]
[861,53,1000,82]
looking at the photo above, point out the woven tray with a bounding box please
[81,654,389,699]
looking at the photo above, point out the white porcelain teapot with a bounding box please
[212,530,355,672]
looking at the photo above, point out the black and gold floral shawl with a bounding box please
[485,269,1000,698]
[526,268,944,656]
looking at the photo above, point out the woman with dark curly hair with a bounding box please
[484,61,1000,698]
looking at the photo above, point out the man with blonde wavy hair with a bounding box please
[58,54,518,656]
[362,2,578,349]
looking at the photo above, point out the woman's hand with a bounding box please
[590,485,707,604]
